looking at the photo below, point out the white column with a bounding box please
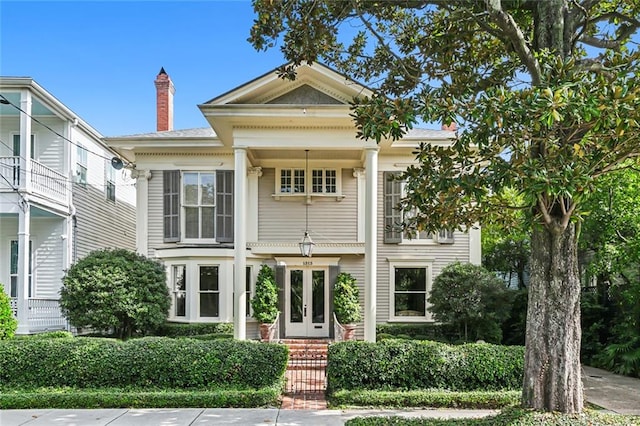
[364,147,379,342]
[133,170,152,256]
[469,224,482,265]
[353,168,365,242]
[247,167,262,242]
[19,90,32,192]
[16,202,31,334]
[233,147,248,339]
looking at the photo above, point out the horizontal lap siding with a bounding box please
[31,218,64,298]
[147,170,173,256]
[375,170,471,323]
[258,168,357,243]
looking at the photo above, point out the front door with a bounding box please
[285,268,329,337]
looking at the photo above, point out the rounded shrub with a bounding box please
[251,265,279,324]
[0,287,17,340]
[60,249,170,339]
[334,272,361,324]
[429,261,513,343]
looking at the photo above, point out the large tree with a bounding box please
[249,0,640,412]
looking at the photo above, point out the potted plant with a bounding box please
[333,272,361,340]
[251,264,279,342]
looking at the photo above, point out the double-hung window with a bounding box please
[389,261,432,321]
[76,145,88,187]
[172,265,186,317]
[199,266,219,317]
[106,162,116,201]
[183,172,215,240]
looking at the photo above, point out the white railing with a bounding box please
[10,298,67,332]
[267,312,281,342]
[333,312,346,342]
[30,160,69,204]
[0,157,69,205]
[0,156,20,189]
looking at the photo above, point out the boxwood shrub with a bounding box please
[327,340,524,393]
[0,337,287,390]
[376,323,459,343]
[156,322,234,337]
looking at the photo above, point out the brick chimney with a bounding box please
[441,122,457,131]
[154,67,175,132]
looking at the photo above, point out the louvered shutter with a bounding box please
[163,170,180,242]
[383,171,402,243]
[216,170,234,243]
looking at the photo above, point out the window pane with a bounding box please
[174,265,186,291]
[185,207,199,238]
[10,240,18,274]
[280,169,291,193]
[175,293,186,317]
[200,173,215,205]
[200,293,219,317]
[10,277,17,298]
[325,170,336,193]
[183,173,199,205]
[294,169,305,193]
[201,206,215,239]
[395,293,426,316]
[290,270,303,323]
[199,266,219,291]
[312,169,323,193]
[312,270,325,324]
[395,267,427,291]
[246,266,252,316]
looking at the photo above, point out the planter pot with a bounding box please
[259,323,272,342]
[342,323,357,341]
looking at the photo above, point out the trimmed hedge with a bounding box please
[13,331,74,340]
[0,384,282,409]
[345,407,640,425]
[0,337,287,390]
[329,389,520,409]
[157,322,234,337]
[327,340,524,392]
[376,323,458,343]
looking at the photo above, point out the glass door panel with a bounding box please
[290,269,303,323]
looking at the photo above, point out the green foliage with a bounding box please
[329,389,520,409]
[13,331,74,340]
[60,249,170,339]
[0,288,17,340]
[344,408,640,425]
[251,264,279,324]
[334,272,361,324]
[501,289,528,346]
[327,340,524,393]
[428,262,513,343]
[156,322,233,337]
[0,385,282,409]
[376,323,458,343]
[0,337,288,390]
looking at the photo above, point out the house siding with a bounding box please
[258,168,358,243]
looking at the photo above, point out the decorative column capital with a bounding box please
[131,169,152,180]
[353,167,365,178]
[248,167,263,177]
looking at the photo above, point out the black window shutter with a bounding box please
[163,170,180,242]
[216,170,234,243]
[383,171,402,243]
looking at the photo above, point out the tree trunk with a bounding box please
[523,223,583,413]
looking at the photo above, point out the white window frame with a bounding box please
[388,260,433,322]
[171,264,186,318]
[246,265,253,318]
[181,171,216,242]
[275,166,342,197]
[76,144,88,187]
[105,162,116,202]
[10,239,33,298]
[198,264,220,319]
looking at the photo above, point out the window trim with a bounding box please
[198,264,220,319]
[274,166,343,199]
[171,264,186,318]
[76,144,88,187]
[388,259,433,322]
[10,239,34,298]
[105,161,116,202]
[181,171,216,243]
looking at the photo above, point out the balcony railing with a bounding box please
[10,298,67,333]
[0,156,70,205]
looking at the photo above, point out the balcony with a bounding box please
[10,298,67,333]
[0,156,70,205]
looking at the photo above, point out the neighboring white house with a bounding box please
[0,77,136,334]
[106,64,481,341]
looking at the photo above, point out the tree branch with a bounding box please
[484,0,542,85]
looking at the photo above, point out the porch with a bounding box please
[0,156,70,205]
[10,297,67,333]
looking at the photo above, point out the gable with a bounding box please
[266,84,343,105]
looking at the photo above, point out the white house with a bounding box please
[0,77,136,334]
[106,64,481,341]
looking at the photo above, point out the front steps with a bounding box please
[282,339,329,394]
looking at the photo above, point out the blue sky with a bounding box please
[0,1,286,136]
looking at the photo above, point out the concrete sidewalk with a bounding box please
[0,408,498,426]
[582,365,640,415]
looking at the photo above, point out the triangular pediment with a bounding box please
[202,63,371,106]
[266,84,343,105]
